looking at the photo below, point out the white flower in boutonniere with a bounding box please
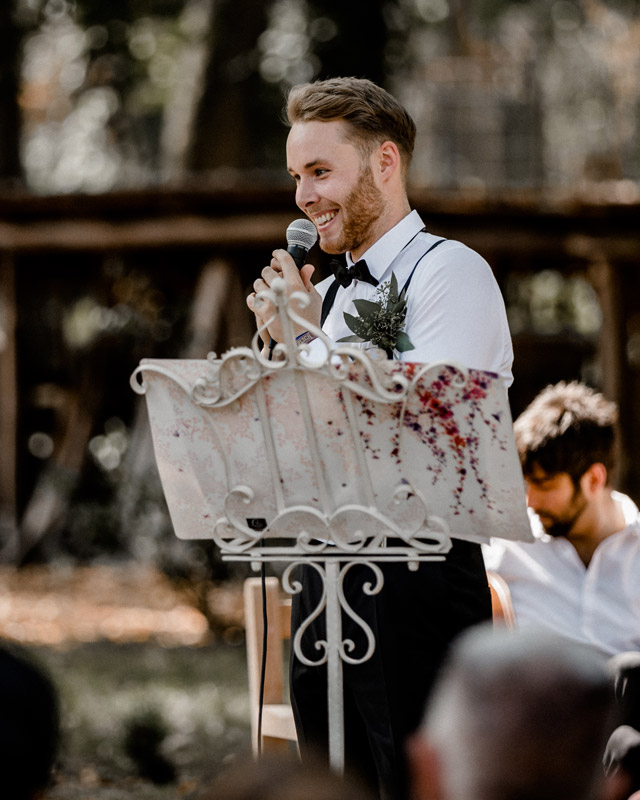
[337,273,415,359]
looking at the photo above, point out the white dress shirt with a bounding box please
[483,492,640,656]
[306,209,513,387]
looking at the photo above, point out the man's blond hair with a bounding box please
[286,77,416,177]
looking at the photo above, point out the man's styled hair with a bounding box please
[285,77,416,175]
[514,381,618,484]
[421,625,615,800]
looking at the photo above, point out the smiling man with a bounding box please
[247,77,513,377]
[484,380,640,656]
[246,77,514,800]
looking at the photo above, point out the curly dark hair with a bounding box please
[514,381,618,484]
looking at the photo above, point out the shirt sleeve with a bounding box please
[402,241,513,387]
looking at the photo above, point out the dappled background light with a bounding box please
[506,270,602,337]
[18,0,213,192]
[12,0,640,194]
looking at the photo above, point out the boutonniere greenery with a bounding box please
[338,272,415,359]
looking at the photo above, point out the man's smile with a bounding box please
[313,210,339,228]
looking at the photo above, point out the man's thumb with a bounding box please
[300,264,315,290]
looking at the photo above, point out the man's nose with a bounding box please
[296,177,319,209]
[525,483,541,510]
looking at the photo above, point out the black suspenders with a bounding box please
[321,237,446,328]
[399,237,446,295]
[320,278,341,327]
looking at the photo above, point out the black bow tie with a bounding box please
[329,258,379,289]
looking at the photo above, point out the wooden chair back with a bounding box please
[487,569,517,628]
[243,576,297,754]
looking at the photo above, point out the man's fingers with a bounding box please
[262,264,282,283]
[268,256,285,274]
[272,248,303,281]
[247,291,266,312]
[300,264,315,291]
[253,277,269,294]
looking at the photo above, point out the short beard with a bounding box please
[320,164,384,255]
[542,488,588,539]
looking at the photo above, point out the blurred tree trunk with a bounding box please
[0,2,21,561]
[186,0,277,172]
[0,1,23,184]
[186,0,391,174]
[308,0,388,86]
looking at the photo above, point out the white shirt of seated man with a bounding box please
[484,469,640,658]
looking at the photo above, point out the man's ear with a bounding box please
[580,462,608,497]
[376,140,401,182]
[406,732,446,800]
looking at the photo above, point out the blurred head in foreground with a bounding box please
[408,624,616,800]
[0,644,60,800]
[200,750,376,800]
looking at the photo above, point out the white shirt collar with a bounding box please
[614,489,640,527]
[346,209,425,281]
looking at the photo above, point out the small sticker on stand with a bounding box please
[247,518,268,531]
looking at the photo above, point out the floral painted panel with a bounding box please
[134,357,532,548]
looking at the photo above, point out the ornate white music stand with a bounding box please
[131,278,532,772]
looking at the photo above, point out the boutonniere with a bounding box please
[338,272,415,359]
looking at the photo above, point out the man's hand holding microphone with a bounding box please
[247,219,320,352]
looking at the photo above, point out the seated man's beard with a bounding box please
[542,489,588,539]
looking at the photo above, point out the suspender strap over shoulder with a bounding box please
[321,279,341,327]
[321,236,447,326]
[400,237,446,295]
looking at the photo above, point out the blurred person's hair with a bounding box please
[604,652,640,797]
[514,381,618,484]
[199,750,376,800]
[0,644,60,800]
[417,624,616,800]
[285,77,416,178]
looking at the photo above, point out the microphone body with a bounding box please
[287,242,311,269]
[268,219,318,356]
[285,218,318,269]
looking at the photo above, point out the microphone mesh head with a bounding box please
[286,218,318,250]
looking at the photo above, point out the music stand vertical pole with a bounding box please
[325,560,345,773]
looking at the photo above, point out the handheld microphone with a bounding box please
[286,218,318,268]
[267,219,318,357]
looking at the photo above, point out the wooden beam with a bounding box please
[0,213,297,253]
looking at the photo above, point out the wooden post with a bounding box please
[182,258,235,358]
[588,255,631,491]
[0,252,18,561]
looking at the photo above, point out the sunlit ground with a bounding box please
[0,565,251,799]
[0,564,242,647]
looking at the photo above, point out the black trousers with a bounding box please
[289,539,492,800]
